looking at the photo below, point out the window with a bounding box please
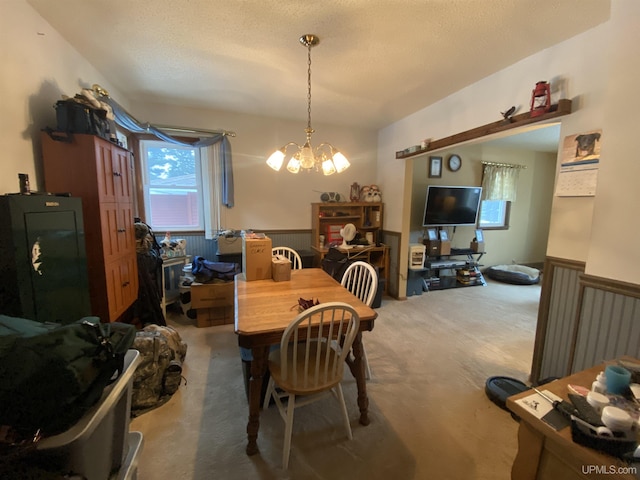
[140,140,204,231]
[478,200,511,229]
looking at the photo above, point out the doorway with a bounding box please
[407,123,561,285]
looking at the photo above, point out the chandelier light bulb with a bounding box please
[267,149,285,171]
[321,158,336,175]
[286,156,301,174]
[332,151,350,173]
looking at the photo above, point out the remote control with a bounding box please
[569,393,605,426]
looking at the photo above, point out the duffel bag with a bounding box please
[191,256,240,283]
[0,315,136,438]
[54,98,110,140]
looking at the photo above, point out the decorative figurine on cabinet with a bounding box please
[360,184,382,202]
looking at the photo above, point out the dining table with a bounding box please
[234,268,378,455]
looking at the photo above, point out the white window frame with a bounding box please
[478,200,511,230]
[140,140,205,232]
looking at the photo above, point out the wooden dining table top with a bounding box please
[234,268,377,342]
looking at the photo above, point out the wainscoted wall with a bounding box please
[159,231,313,261]
[164,230,402,297]
[383,231,401,298]
[531,257,640,383]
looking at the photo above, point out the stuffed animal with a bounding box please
[361,184,382,202]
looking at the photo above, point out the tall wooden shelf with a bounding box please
[310,202,389,292]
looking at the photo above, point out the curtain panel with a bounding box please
[481,164,520,202]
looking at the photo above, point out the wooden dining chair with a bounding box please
[272,246,303,270]
[263,302,360,469]
[340,261,377,380]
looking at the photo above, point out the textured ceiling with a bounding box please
[28,0,609,131]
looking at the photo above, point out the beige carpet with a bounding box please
[130,277,541,479]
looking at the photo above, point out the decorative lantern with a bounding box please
[530,81,551,117]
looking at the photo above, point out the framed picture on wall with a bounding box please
[428,156,442,178]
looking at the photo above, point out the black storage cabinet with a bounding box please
[0,194,91,324]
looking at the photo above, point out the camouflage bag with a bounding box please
[131,325,187,415]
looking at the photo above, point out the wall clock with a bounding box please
[447,154,462,172]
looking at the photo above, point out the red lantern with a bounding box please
[530,81,551,117]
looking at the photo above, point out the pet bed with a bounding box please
[485,264,540,285]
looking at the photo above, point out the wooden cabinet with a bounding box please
[42,133,138,322]
[311,202,389,292]
[507,358,639,480]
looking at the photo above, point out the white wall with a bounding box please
[0,0,127,195]
[377,15,630,293]
[586,0,640,281]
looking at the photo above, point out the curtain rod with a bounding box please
[481,161,527,169]
[155,125,236,137]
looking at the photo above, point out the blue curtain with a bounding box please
[220,136,234,207]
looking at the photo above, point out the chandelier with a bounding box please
[266,34,350,175]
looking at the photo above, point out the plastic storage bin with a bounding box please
[33,350,143,479]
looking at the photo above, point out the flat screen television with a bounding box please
[422,185,483,227]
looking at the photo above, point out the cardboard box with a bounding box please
[217,235,242,254]
[470,241,485,252]
[272,255,291,282]
[423,239,440,256]
[196,306,234,328]
[242,236,272,281]
[440,240,451,255]
[190,281,234,309]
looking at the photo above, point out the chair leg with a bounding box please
[282,393,296,469]
[263,377,274,410]
[335,384,353,440]
[362,340,372,380]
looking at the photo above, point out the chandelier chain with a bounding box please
[307,42,313,133]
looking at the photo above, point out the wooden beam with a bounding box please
[396,99,572,159]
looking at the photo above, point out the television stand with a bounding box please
[406,250,486,296]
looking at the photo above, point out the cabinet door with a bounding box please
[105,255,138,321]
[113,147,133,203]
[120,254,138,316]
[100,202,136,262]
[100,203,120,263]
[117,202,136,255]
[95,140,117,203]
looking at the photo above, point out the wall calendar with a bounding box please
[555,129,602,197]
